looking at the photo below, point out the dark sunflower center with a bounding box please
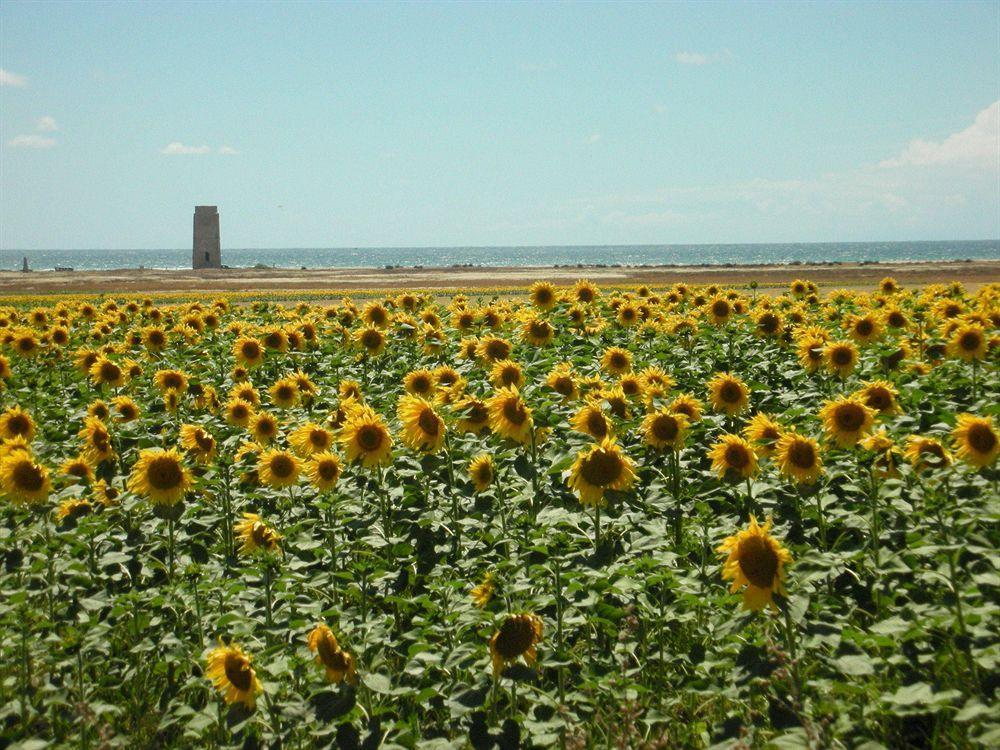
[476,464,493,483]
[724,444,750,469]
[265,333,283,348]
[494,617,536,659]
[486,341,510,360]
[195,432,214,453]
[317,460,339,481]
[162,373,183,390]
[535,289,553,305]
[500,367,520,386]
[788,440,816,469]
[831,347,853,366]
[147,457,183,490]
[967,424,997,453]
[719,382,742,403]
[759,314,779,333]
[865,389,891,410]
[621,308,636,321]
[361,331,382,349]
[231,404,249,420]
[242,341,261,359]
[276,385,294,401]
[577,287,594,303]
[580,449,623,487]
[888,312,906,327]
[737,535,779,588]
[270,455,295,478]
[960,331,982,351]
[224,653,254,691]
[834,404,865,432]
[502,399,527,426]
[17,338,36,352]
[465,403,488,423]
[652,415,679,441]
[12,461,44,491]
[411,376,431,393]
[530,321,549,338]
[712,301,730,317]
[417,408,441,436]
[310,429,328,447]
[553,377,574,396]
[586,411,608,438]
[369,308,387,326]
[257,419,276,437]
[610,353,627,369]
[6,415,30,436]
[357,425,384,451]
[855,320,874,336]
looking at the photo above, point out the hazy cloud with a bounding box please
[8,134,57,149]
[585,133,602,145]
[161,142,211,155]
[880,100,999,169]
[0,68,27,87]
[218,145,240,155]
[36,116,58,132]
[675,49,732,66]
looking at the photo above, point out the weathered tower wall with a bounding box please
[192,206,221,269]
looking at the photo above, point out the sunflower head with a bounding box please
[952,414,999,469]
[529,281,557,311]
[468,454,494,493]
[0,406,35,442]
[743,413,783,457]
[856,380,900,415]
[567,437,637,506]
[470,572,496,608]
[601,347,633,375]
[486,387,534,445]
[571,401,612,440]
[823,341,859,378]
[127,448,192,506]
[397,395,446,453]
[708,434,758,482]
[234,512,281,555]
[258,449,301,488]
[819,396,875,448]
[707,373,750,416]
[717,515,793,611]
[641,409,689,451]
[775,432,823,485]
[306,452,342,491]
[947,324,987,361]
[339,407,393,469]
[307,625,358,684]
[0,454,52,505]
[205,643,262,709]
[904,435,952,473]
[489,614,543,676]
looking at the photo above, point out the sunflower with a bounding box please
[0,454,52,505]
[641,409,689,451]
[952,414,999,469]
[455,396,491,434]
[545,364,578,400]
[127,448,192,506]
[707,373,750,416]
[486,387,534,444]
[205,643,262,709]
[289,423,333,456]
[231,383,260,406]
[89,356,126,388]
[885,307,908,329]
[0,406,35,442]
[617,303,639,327]
[468,454,494,492]
[12,330,41,358]
[88,400,111,421]
[269,377,299,409]
[234,512,281,554]
[819,396,875,448]
[250,411,280,444]
[307,625,358,684]
[363,302,391,328]
[61,455,96,484]
[529,281,557,310]
[339,406,393,468]
[79,416,114,465]
[154,369,188,394]
[775,433,823,485]
[490,359,525,389]
[717,515,793,611]
[567,437,636,506]
[403,369,436,397]
[489,614,543,677]
[708,434,758,481]
[258,449,301,488]
[522,317,555,346]
[946,323,987,361]
[860,430,902,478]
[847,313,883,344]
[796,331,827,373]
[306,452,342,491]
[743,413,783,457]
[571,401,612,440]
[356,327,386,356]
[111,396,141,422]
[397,395,446,452]
[823,341,859,379]
[601,347,633,375]
[754,310,783,337]
[233,337,265,367]
[477,336,513,363]
[904,436,952,473]
[707,296,733,326]
[670,393,703,422]
[179,424,217,464]
[470,572,496,607]
[855,380,900,415]
[338,380,363,402]
[573,279,599,304]
[225,398,255,428]
[56,497,93,523]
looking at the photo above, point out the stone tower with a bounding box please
[192,206,221,269]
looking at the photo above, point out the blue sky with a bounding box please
[1,0,998,250]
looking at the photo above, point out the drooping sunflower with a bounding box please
[470,572,496,607]
[205,643,263,709]
[529,281,558,311]
[571,401,612,440]
[397,394,446,452]
[860,430,902,478]
[56,497,93,523]
[307,625,358,684]
[775,432,823,485]
[641,409,689,451]
[717,515,793,611]
[823,341,859,379]
[855,380,900,415]
[289,423,334,456]
[233,337,265,367]
[0,454,52,505]
[127,448,192,506]
[946,323,987,361]
[707,373,750,416]
[567,437,636,506]
[306,451,342,491]
[88,399,110,421]
[234,512,281,554]
[258,449,301,488]
[819,396,875,448]
[489,614,543,677]
[601,347,633,376]
[403,369,436,397]
[79,416,114,465]
[0,405,35,442]
[743,413,783,457]
[904,435,952,473]
[708,434,758,481]
[468,454,494,492]
[339,406,393,468]
[952,414,999,469]
[486,386,534,444]
[796,331,828,373]
[179,424,217,464]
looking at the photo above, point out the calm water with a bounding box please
[2,241,997,272]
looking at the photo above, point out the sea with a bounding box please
[2,240,998,272]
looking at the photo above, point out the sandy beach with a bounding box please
[1,259,997,297]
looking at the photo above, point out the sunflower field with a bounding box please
[0,278,997,750]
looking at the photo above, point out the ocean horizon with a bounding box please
[2,239,998,272]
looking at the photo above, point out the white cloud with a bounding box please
[7,134,57,149]
[880,101,999,169]
[36,116,58,132]
[675,49,732,66]
[585,132,602,145]
[161,142,211,155]
[218,145,239,155]
[0,68,27,87]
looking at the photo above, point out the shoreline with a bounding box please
[1,258,998,296]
